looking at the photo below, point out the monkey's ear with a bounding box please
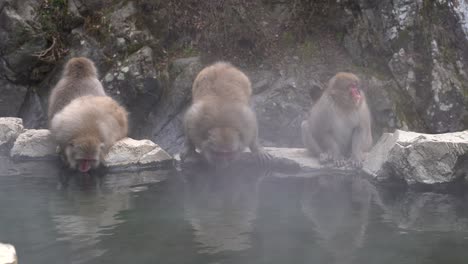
[68,142,74,147]
[99,143,105,150]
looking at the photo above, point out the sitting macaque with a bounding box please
[301,72,372,168]
[182,62,270,167]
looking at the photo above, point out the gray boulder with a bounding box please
[0,118,23,149]
[104,138,172,170]
[363,130,468,184]
[10,129,56,159]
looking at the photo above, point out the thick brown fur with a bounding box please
[182,62,268,167]
[48,57,106,122]
[301,72,372,168]
[50,96,128,172]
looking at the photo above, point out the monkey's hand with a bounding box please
[318,152,332,164]
[250,142,273,166]
[255,149,273,165]
[180,147,201,163]
[333,156,347,167]
[319,152,346,167]
[349,156,363,168]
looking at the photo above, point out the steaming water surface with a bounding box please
[1,157,468,264]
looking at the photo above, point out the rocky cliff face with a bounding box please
[1,0,467,154]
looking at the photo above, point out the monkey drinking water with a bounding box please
[182,62,269,167]
[48,57,128,172]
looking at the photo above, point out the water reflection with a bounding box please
[50,174,128,262]
[300,175,377,264]
[378,187,468,232]
[2,156,468,264]
[49,169,169,264]
[182,168,265,254]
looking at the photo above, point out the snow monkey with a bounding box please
[50,96,128,172]
[301,72,372,168]
[48,57,128,172]
[182,62,270,167]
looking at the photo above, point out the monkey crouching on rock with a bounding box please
[301,72,373,168]
[182,62,271,168]
[48,57,128,172]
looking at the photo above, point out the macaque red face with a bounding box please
[349,82,362,105]
[329,72,363,109]
[64,137,104,173]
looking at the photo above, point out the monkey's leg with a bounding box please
[321,135,346,167]
[350,129,364,168]
[180,136,200,162]
[301,121,323,157]
[249,139,272,165]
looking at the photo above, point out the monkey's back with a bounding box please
[184,97,257,148]
[50,96,128,148]
[192,62,252,104]
[48,57,106,123]
[48,76,106,122]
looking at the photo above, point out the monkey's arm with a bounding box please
[248,116,272,163]
[181,103,206,161]
[301,120,323,156]
[350,98,373,167]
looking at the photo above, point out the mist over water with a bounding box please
[1,157,468,264]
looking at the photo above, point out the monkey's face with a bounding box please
[64,137,104,173]
[331,73,362,107]
[202,127,244,167]
[349,82,362,105]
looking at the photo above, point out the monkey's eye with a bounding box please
[69,142,75,147]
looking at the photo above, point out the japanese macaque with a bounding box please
[301,72,372,168]
[182,62,269,167]
[48,57,106,121]
[50,96,128,172]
